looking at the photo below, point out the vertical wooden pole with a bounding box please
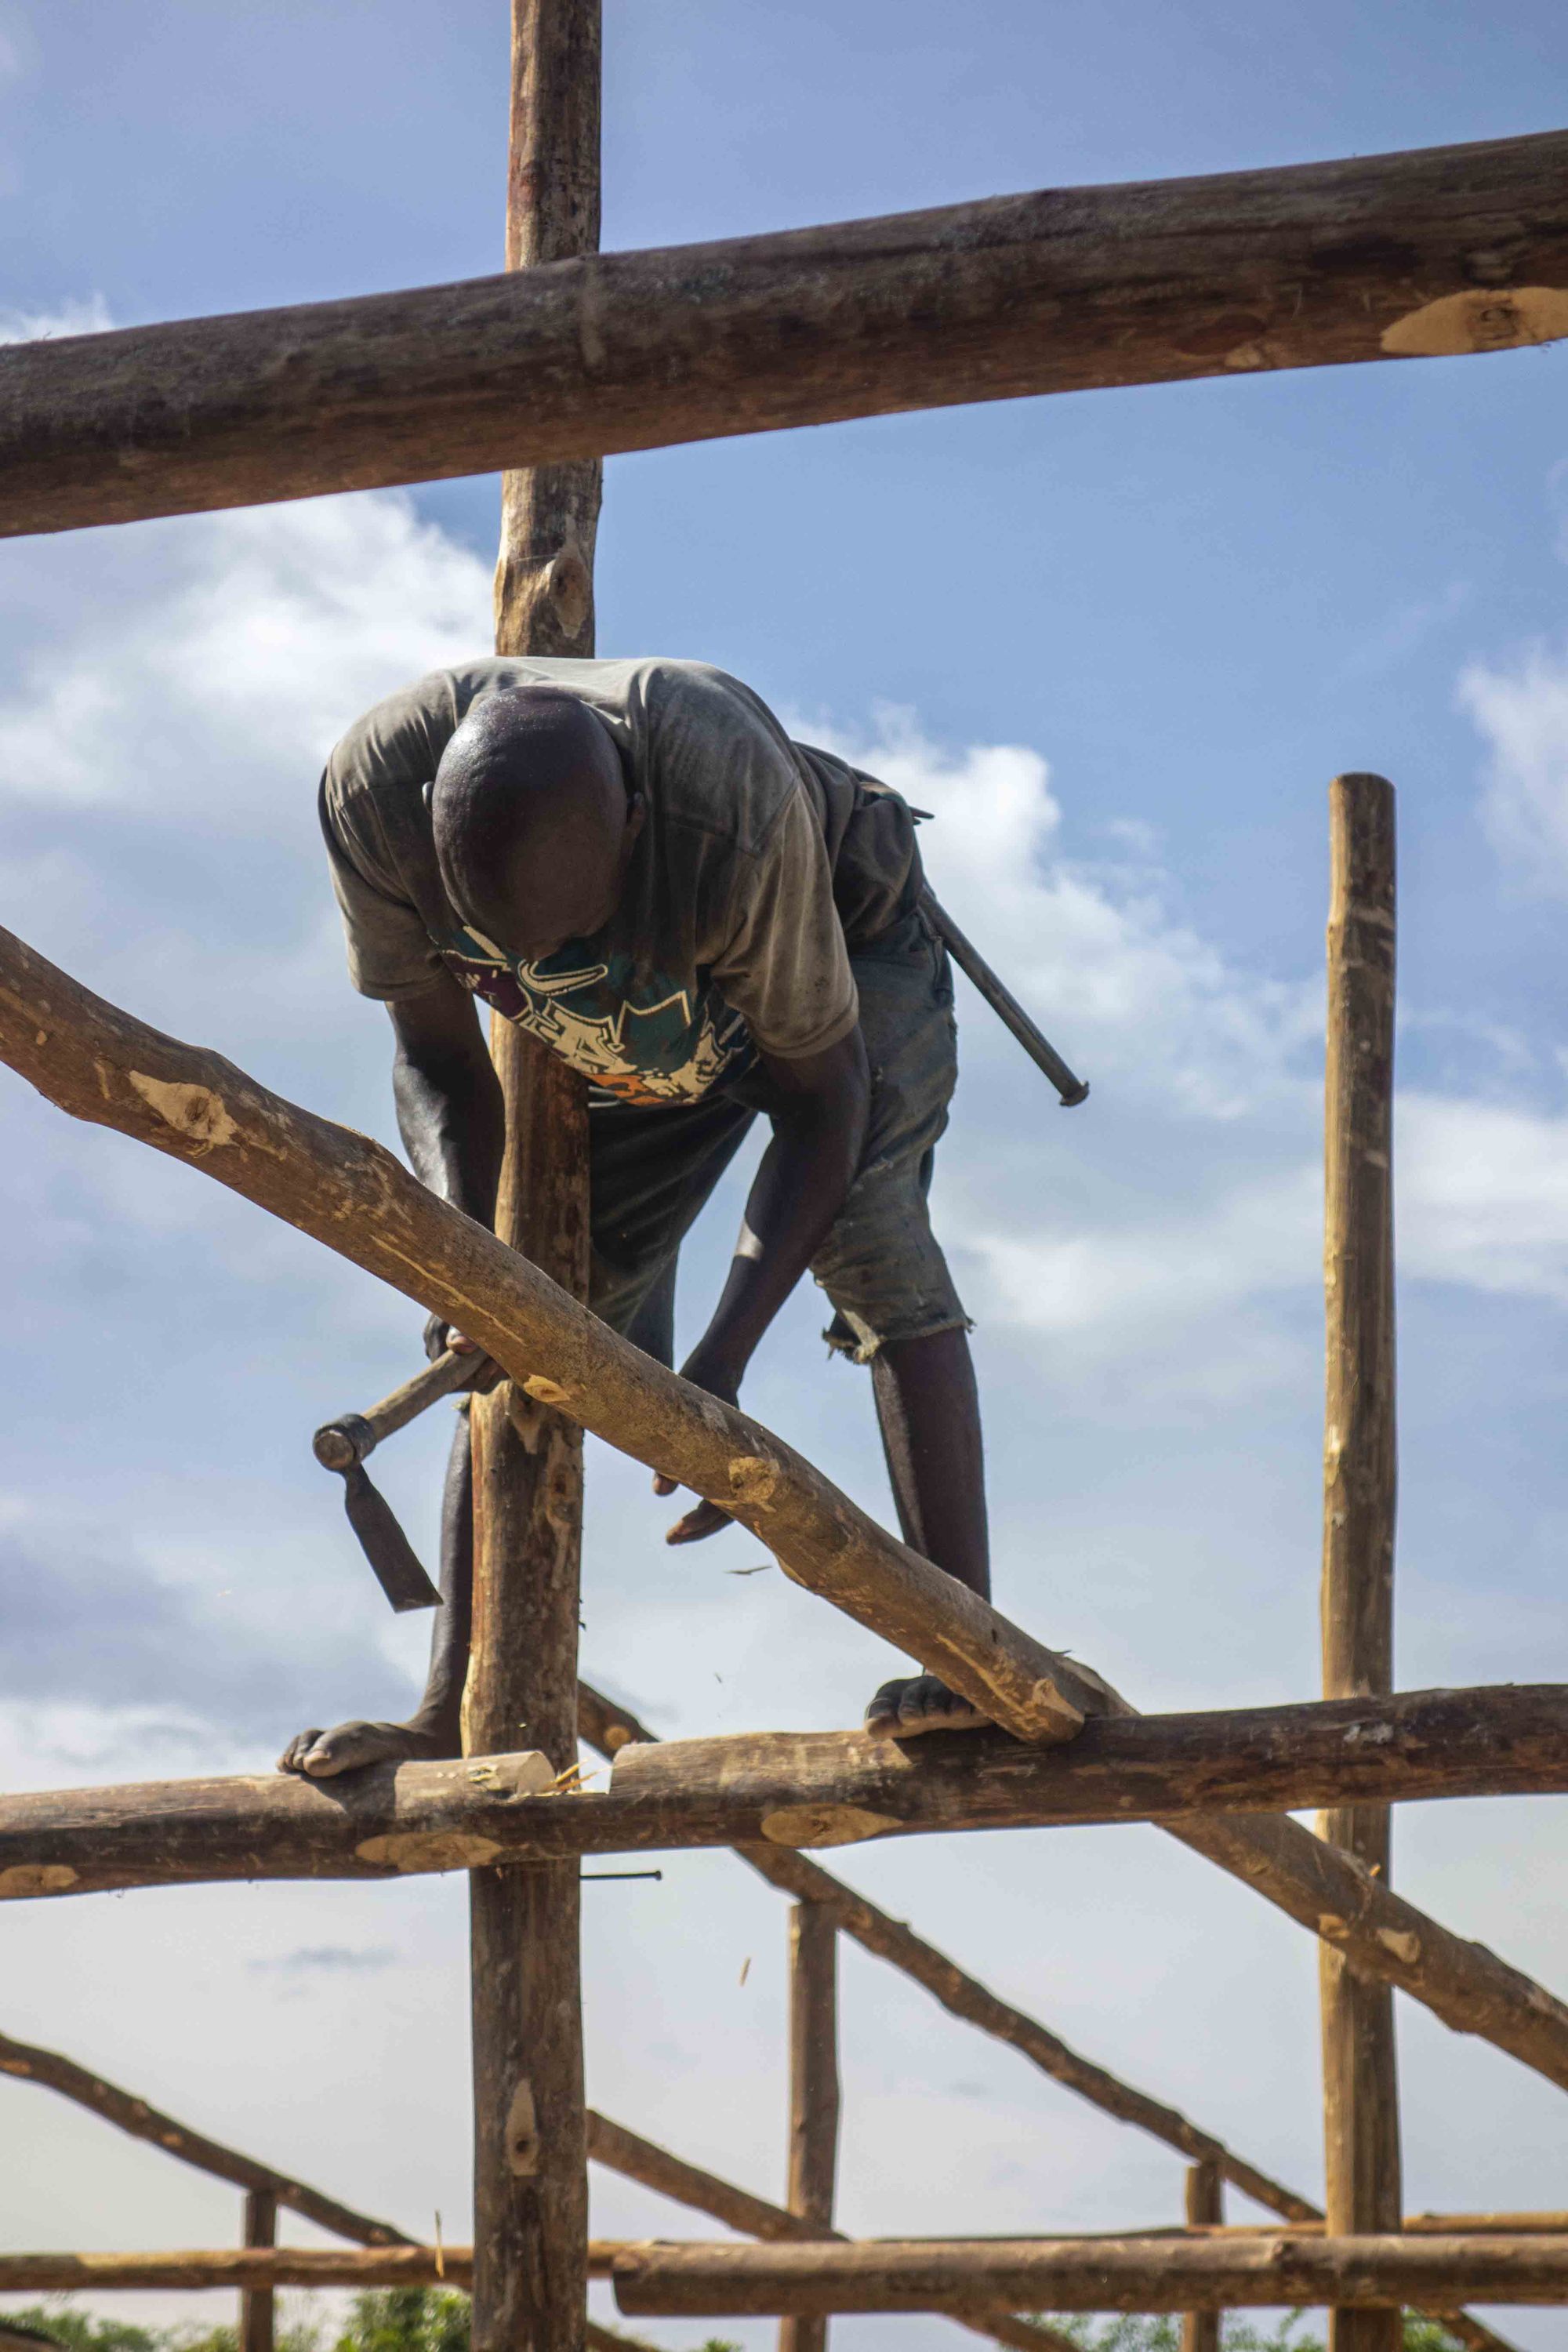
[239,2190,276,2352]
[466,6,600,2350]
[779,1903,841,2352]
[1319,771,1402,2352]
[1180,2161,1222,2352]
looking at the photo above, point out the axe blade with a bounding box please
[339,1461,443,1613]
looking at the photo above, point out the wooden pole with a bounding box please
[1319,774,1401,2352]
[1179,2165,1222,2352]
[239,2191,277,2352]
[4,128,1568,538]
[781,1904,841,2352]
[612,2233,1568,2318]
[465,8,600,2351]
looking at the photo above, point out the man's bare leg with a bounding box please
[278,1414,474,1777]
[864,1323,993,1739]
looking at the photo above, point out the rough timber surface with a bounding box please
[465,7,601,2346]
[612,2234,1568,2318]
[2,129,1567,535]
[5,1686,1568,1899]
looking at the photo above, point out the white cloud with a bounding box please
[805,704,1320,1120]
[1461,634,1568,891]
[0,292,112,343]
[0,490,492,819]
[1401,1090,1568,1302]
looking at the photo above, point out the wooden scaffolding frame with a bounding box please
[2,5,1568,2346]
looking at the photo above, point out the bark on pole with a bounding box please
[781,1904,841,2352]
[3,129,1568,538]
[239,2192,277,2352]
[612,2234,1568,2318]
[465,7,600,2349]
[1181,2164,1222,2352]
[1319,775,1401,2352]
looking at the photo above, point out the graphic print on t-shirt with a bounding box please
[440,927,754,1105]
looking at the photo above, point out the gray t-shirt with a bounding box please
[319,655,920,1106]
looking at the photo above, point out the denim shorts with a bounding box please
[586,904,970,1367]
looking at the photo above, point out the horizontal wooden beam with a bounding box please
[612,2234,1568,2318]
[1,129,1566,536]
[6,931,1568,2106]
[586,2109,1078,2352]
[4,1685,1566,1900]
[0,2025,411,2245]
[605,1684,1568,1839]
[0,2249,476,2292]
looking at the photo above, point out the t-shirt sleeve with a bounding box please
[317,772,445,1003]
[709,783,859,1060]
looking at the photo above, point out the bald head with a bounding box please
[431,688,641,961]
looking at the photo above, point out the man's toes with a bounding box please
[864,1679,908,1738]
[897,1675,986,1736]
[277,1730,325,1776]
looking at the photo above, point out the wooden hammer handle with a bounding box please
[313,1348,485,1471]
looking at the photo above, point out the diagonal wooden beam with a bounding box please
[0,918,1103,1744]
[3,927,1568,2110]
[0,2024,411,2245]
[1,130,1566,537]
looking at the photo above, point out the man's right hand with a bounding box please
[424,1311,483,1360]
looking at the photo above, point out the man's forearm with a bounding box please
[392,1049,506,1228]
[691,1092,863,1388]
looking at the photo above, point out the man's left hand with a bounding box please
[654,1355,739,1545]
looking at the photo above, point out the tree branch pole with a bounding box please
[9,940,1568,2092]
[612,2234,1568,2320]
[9,1686,1568,1888]
[465,8,601,2350]
[0,2252,485,2292]
[781,1903,841,2352]
[1181,2165,1222,2352]
[2,129,1567,535]
[0,2025,411,2243]
[239,2192,276,2352]
[1319,775,1401,2352]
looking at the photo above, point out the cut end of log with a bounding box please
[760,1805,902,1849]
[354,1831,505,1873]
[1381,285,1568,357]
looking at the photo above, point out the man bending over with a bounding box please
[278,656,990,1775]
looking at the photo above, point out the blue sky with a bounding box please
[3,5,1568,2348]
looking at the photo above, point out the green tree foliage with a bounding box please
[0,2300,1468,2352]
[0,2295,741,2352]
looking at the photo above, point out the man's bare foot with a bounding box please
[864,1674,989,1740]
[276,1719,459,1778]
